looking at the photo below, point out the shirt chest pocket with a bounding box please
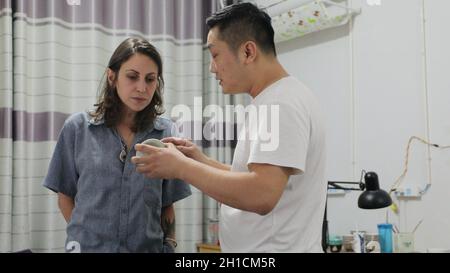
[75,141,123,191]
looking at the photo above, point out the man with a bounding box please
[132,2,327,252]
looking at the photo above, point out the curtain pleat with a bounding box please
[0,0,247,253]
[0,0,13,252]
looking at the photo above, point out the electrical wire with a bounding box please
[387,136,450,221]
[389,136,450,195]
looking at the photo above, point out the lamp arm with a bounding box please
[328,181,365,191]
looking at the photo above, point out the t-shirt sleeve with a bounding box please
[247,102,309,175]
[42,119,78,198]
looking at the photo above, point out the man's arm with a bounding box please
[58,192,74,223]
[133,144,292,215]
[201,156,231,171]
[178,160,291,215]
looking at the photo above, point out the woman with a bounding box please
[43,37,191,252]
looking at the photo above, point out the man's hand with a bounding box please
[162,137,208,164]
[132,142,190,179]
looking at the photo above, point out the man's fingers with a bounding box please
[135,143,160,153]
[135,162,155,174]
[162,137,191,146]
[176,145,189,153]
[161,137,183,145]
[131,156,143,164]
[135,164,147,173]
[165,142,177,149]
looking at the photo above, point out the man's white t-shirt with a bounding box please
[219,76,327,252]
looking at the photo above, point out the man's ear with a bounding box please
[107,68,116,86]
[242,41,257,64]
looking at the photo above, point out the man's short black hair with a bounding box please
[206,2,276,56]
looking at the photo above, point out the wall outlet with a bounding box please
[394,185,422,198]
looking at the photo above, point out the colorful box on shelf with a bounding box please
[253,0,361,43]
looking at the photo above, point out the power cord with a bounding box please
[388,136,450,215]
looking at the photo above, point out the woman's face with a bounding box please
[108,53,159,115]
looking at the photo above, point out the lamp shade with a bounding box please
[358,172,392,209]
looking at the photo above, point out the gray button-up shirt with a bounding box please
[43,112,191,252]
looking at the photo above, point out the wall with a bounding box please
[276,0,450,252]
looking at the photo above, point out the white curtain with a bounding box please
[0,0,14,253]
[0,0,249,253]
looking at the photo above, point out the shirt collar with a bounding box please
[88,116,105,126]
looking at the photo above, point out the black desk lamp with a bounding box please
[322,171,392,252]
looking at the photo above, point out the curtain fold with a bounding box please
[0,0,13,252]
[0,0,247,253]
